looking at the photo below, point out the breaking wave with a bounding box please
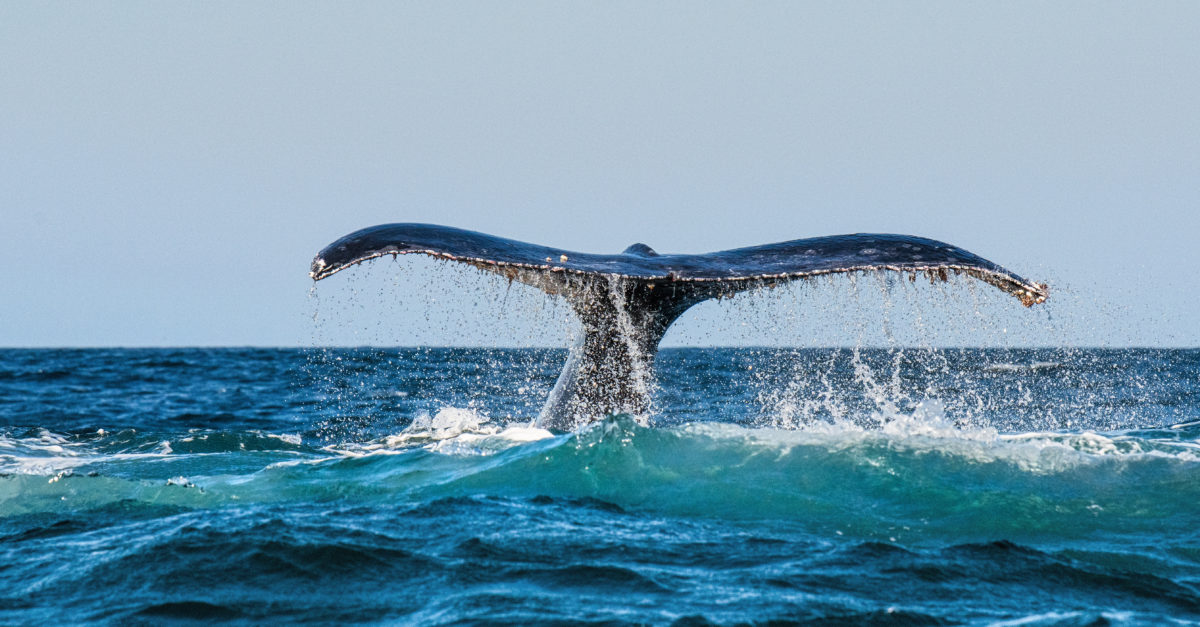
[6,406,1199,547]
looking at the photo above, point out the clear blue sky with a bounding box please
[2,2,1197,347]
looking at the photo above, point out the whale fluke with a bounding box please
[311,223,1047,430]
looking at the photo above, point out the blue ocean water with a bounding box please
[2,347,1199,625]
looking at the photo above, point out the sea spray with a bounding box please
[3,348,1200,624]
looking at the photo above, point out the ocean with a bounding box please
[2,347,1199,625]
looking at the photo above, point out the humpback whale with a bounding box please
[311,223,1047,431]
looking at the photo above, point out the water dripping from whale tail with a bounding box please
[310,223,1048,430]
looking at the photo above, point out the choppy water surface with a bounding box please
[2,347,1200,625]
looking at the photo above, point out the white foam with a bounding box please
[495,426,555,442]
[268,433,303,446]
[430,407,487,438]
[426,425,555,456]
[983,361,1062,373]
[0,429,311,476]
[327,406,554,458]
[673,397,1200,475]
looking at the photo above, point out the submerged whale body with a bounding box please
[311,223,1047,431]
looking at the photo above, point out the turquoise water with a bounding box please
[2,348,1199,624]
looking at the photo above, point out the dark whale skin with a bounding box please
[312,223,1047,429]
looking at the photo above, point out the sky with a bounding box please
[2,2,1198,347]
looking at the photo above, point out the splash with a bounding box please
[308,224,1049,429]
[326,406,555,458]
[603,274,657,417]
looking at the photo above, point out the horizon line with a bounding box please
[1,344,1196,351]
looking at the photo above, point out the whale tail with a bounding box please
[311,223,1047,430]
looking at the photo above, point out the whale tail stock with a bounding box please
[310,223,1047,431]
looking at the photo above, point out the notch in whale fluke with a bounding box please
[310,223,1047,429]
[622,243,659,257]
